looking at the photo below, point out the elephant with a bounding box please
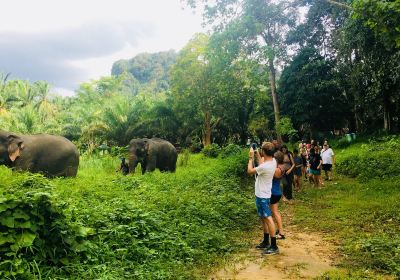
[128,138,177,174]
[0,130,79,178]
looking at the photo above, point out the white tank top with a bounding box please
[254,158,277,199]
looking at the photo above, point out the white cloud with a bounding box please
[0,0,204,94]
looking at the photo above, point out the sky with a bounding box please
[0,0,204,96]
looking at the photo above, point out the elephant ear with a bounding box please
[7,135,24,162]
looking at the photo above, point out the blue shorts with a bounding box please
[255,197,272,218]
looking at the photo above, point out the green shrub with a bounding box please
[178,149,190,167]
[336,137,400,181]
[220,144,242,158]
[220,150,249,179]
[189,141,203,153]
[336,137,351,148]
[202,143,221,158]
[0,174,89,279]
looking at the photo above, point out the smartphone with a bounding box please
[251,143,257,150]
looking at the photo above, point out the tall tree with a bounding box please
[170,33,219,146]
[185,0,298,139]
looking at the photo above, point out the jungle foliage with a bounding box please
[1,1,398,148]
[0,152,254,279]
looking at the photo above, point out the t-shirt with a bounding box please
[309,153,322,170]
[321,148,334,165]
[294,155,302,167]
[255,158,277,199]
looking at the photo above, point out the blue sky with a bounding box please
[0,0,204,95]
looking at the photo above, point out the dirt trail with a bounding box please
[211,209,338,279]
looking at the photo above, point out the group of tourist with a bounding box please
[247,139,335,255]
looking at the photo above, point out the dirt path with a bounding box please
[211,207,338,280]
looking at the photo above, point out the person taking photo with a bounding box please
[247,142,279,255]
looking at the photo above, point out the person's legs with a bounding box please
[320,174,324,186]
[281,176,289,201]
[324,169,328,180]
[327,164,333,180]
[297,174,302,191]
[286,173,294,199]
[314,174,321,187]
[256,197,279,254]
[270,202,284,237]
[263,216,279,254]
[256,197,273,249]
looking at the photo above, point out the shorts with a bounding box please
[270,194,282,205]
[255,197,272,218]
[294,168,302,177]
[322,164,332,171]
[310,169,321,175]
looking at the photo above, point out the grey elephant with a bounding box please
[0,130,79,177]
[128,138,177,174]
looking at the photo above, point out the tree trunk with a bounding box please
[203,111,212,146]
[383,97,391,132]
[268,58,282,142]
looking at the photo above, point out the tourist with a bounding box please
[321,143,335,181]
[271,151,286,239]
[293,149,303,192]
[308,148,322,187]
[248,142,279,254]
[280,145,295,202]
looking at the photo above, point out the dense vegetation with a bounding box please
[1,0,399,148]
[0,151,256,279]
[1,1,400,279]
[111,50,177,93]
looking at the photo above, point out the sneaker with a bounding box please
[276,232,286,240]
[263,246,279,255]
[255,241,270,249]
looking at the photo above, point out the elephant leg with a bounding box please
[145,156,157,173]
[141,160,147,174]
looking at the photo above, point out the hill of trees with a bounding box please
[111,50,177,93]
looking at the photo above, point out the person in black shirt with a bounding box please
[308,148,322,187]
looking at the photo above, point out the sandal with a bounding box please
[276,231,286,240]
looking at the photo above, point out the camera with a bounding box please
[251,143,257,150]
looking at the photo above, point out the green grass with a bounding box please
[0,151,256,279]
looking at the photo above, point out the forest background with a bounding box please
[1,0,399,151]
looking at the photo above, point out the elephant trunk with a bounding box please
[129,155,139,174]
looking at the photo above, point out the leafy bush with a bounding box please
[189,140,203,153]
[0,174,89,279]
[336,136,400,181]
[275,117,297,141]
[178,149,190,167]
[220,144,242,158]
[220,149,249,179]
[336,137,351,148]
[202,143,221,158]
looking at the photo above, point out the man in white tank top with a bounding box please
[248,142,279,255]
